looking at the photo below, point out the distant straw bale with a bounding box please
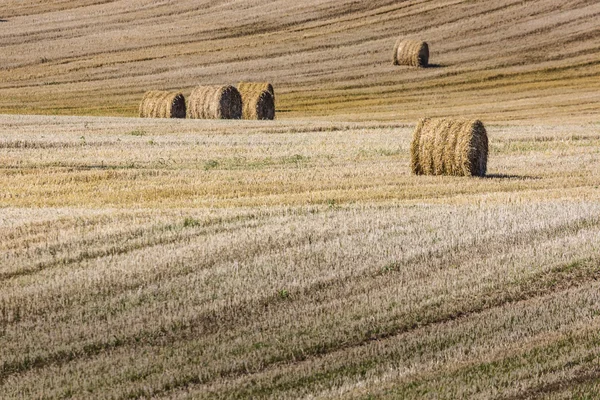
[139,91,186,118]
[237,82,275,120]
[187,85,242,119]
[393,39,429,67]
[411,118,488,177]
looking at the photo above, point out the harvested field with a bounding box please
[1,115,600,399]
[0,1,599,121]
[1,0,600,398]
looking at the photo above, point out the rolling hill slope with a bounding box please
[1,0,599,121]
[3,2,600,398]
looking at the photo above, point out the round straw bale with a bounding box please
[139,91,186,118]
[411,118,488,177]
[187,85,242,119]
[393,39,429,67]
[237,84,275,120]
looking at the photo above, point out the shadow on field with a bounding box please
[426,63,444,68]
[0,19,7,22]
[484,173,541,180]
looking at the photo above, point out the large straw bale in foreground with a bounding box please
[187,85,242,119]
[237,82,275,120]
[139,91,186,118]
[393,39,429,67]
[411,118,488,177]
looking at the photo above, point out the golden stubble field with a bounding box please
[1,115,600,398]
[2,0,600,398]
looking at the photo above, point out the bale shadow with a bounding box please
[484,173,541,180]
[425,63,443,68]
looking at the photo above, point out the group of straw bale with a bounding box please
[139,37,489,177]
[392,38,488,177]
[139,82,275,121]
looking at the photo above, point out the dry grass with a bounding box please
[411,118,488,176]
[187,85,242,119]
[1,115,600,399]
[139,91,186,119]
[1,1,600,398]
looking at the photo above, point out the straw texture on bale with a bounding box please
[237,82,275,120]
[237,82,274,98]
[411,118,488,177]
[393,39,429,67]
[138,91,186,118]
[187,85,242,119]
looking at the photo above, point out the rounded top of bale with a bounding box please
[237,82,274,97]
